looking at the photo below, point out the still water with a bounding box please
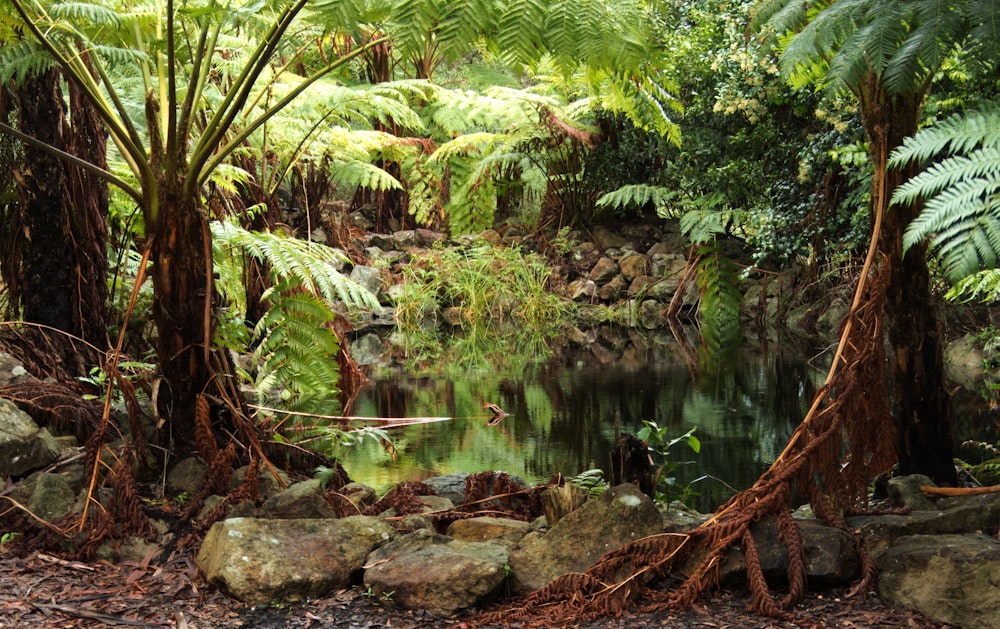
[336,337,828,512]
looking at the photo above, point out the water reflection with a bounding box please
[333,335,827,512]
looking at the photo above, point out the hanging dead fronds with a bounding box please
[193,393,218,463]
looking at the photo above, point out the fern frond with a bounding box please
[211,221,381,309]
[596,184,678,213]
[946,268,1000,302]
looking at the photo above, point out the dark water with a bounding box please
[335,338,828,512]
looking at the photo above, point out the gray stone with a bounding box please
[229,465,290,502]
[714,517,859,588]
[592,226,628,250]
[0,352,33,388]
[944,334,986,390]
[349,333,385,366]
[0,398,60,477]
[878,534,1000,629]
[27,472,76,521]
[166,457,207,498]
[424,473,469,504]
[260,479,337,519]
[598,275,627,301]
[363,529,509,614]
[197,516,394,602]
[508,483,662,591]
[349,265,384,297]
[637,299,664,329]
[887,474,938,511]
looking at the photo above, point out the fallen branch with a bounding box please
[920,484,1000,497]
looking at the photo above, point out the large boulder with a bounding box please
[877,533,1000,629]
[197,516,394,602]
[363,529,509,614]
[0,398,60,476]
[508,483,662,591]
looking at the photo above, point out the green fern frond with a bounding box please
[891,104,1000,282]
[596,184,678,214]
[696,242,743,348]
[253,285,342,399]
[946,268,1000,302]
[211,220,381,309]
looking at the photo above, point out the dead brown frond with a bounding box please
[193,393,218,463]
[0,379,104,444]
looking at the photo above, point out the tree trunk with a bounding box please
[862,81,957,486]
[4,68,109,378]
[150,179,214,446]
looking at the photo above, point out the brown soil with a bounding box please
[0,549,955,628]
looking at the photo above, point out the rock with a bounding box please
[627,275,658,298]
[165,457,207,498]
[260,479,337,519]
[598,275,627,301]
[424,473,470,504]
[568,278,597,301]
[887,474,937,511]
[447,516,531,545]
[197,516,394,602]
[0,399,60,477]
[229,465,289,502]
[27,472,76,521]
[877,533,1000,629]
[619,253,651,281]
[944,334,986,390]
[592,226,628,250]
[0,352,33,388]
[348,333,385,366]
[637,299,664,329]
[508,483,662,591]
[349,265,384,297]
[714,517,859,588]
[414,228,446,247]
[339,482,377,510]
[363,529,509,614]
[589,257,619,284]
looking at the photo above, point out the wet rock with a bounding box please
[260,479,337,519]
[508,483,662,591]
[637,299,664,329]
[198,516,394,602]
[0,398,60,477]
[349,265,384,298]
[363,529,509,614]
[423,474,468,504]
[877,533,1000,629]
[349,333,386,366]
[714,517,860,588]
[887,474,937,511]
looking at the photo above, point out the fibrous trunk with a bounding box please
[863,86,957,486]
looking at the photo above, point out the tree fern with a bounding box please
[252,282,343,405]
[596,184,678,215]
[212,220,381,311]
[890,105,1000,282]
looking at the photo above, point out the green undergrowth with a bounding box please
[392,243,577,369]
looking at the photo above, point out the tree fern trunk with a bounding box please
[862,80,957,486]
[150,178,214,447]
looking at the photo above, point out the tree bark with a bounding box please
[861,80,957,486]
[150,179,214,446]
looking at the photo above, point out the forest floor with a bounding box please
[0,549,956,629]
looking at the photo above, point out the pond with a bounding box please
[334,333,829,512]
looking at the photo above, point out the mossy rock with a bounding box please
[965,458,1000,486]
